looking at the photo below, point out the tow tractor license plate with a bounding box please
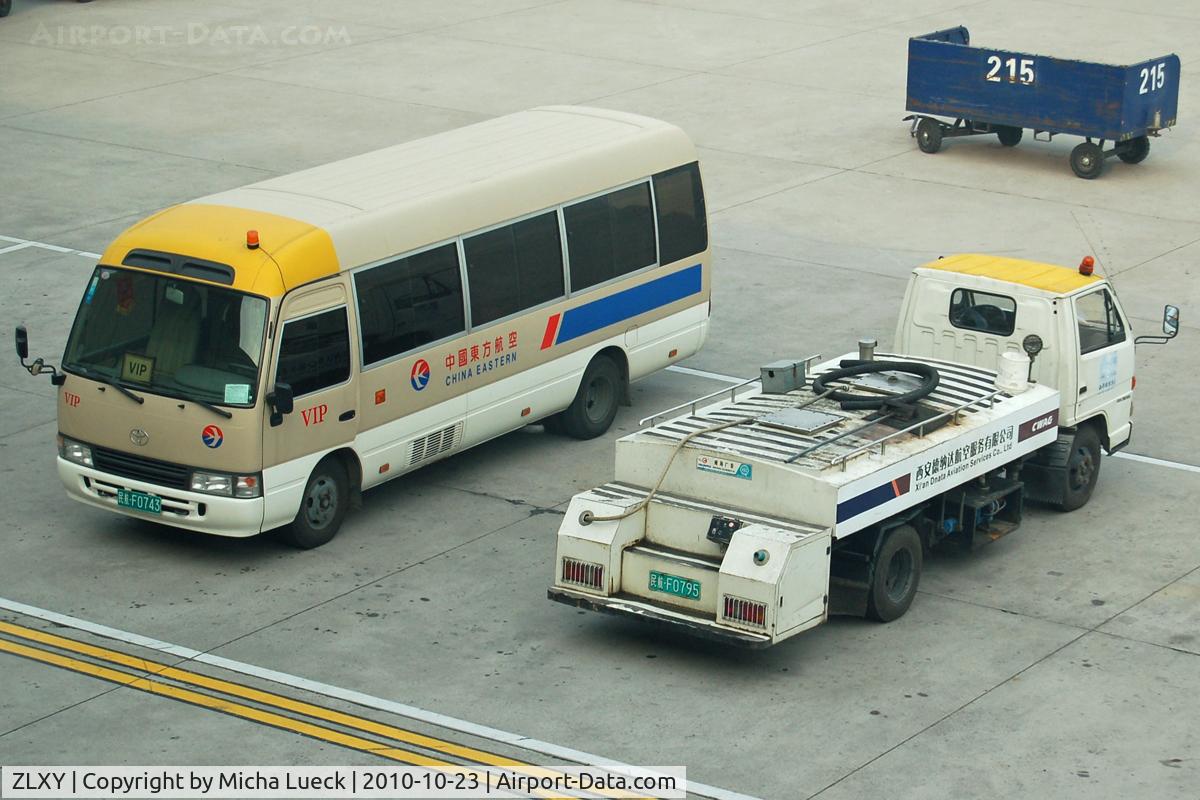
[648,570,700,601]
[117,488,162,514]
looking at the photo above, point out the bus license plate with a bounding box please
[117,488,162,514]
[648,570,700,601]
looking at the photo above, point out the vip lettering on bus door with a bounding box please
[64,391,81,407]
[301,403,328,426]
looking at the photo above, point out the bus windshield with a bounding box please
[63,266,269,407]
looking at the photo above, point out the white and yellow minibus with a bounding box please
[18,107,711,547]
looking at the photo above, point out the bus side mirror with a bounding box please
[15,326,28,361]
[271,382,294,415]
[1163,304,1180,338]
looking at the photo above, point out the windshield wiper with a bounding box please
[185,396,233,420]
[69,365,144,405]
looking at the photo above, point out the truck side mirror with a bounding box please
[1135,304,1181,345]
[1162,304,1180,338]
[15,326,28,361]
[271,382,294,415]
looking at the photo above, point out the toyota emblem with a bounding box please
[129,428,149,446]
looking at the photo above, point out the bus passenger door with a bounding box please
[263,282,359,478]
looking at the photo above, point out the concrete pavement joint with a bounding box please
[854,166,1200,227]
[805,626,1092,798]
[808,560,1200,795]
[0,122,281,176]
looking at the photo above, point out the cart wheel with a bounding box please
[1117,136,1150,165]
[1070,142,1104,179]
[916,118,943,154]
[996,126,1023,147]
[0,0,10,17]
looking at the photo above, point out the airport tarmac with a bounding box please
[1,1,1198,798]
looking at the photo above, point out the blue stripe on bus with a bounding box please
[556,264,703,345]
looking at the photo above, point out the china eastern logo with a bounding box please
[201,424,224,449]
[410,359,431,391]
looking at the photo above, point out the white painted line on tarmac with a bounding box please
[664,365,748,384]
[1110,450,1200,474]
[673,366,1200,475]
[0,596,764,800]
[0,235,99,260]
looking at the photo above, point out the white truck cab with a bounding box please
[895,254,1176,509]
[897,254,1133,450]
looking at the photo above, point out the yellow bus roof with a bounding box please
[920,253,1102,294]
[99,204,338,297]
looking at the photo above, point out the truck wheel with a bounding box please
[867,525,922,622]
[283,457,349,549]
[997,126,1023,146]
[916,118,943,154]
[557,355,621,440]
[1070,142,1104,179]
[1117,136,1150,164]
[1059,426,1101,512]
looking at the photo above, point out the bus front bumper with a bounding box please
[58,457,266,538]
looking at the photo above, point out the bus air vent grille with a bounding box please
[408,423,462,466]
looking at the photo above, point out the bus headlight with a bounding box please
[189,471,262,498]
[57,435,93,467]
[190,471,233,496]
[189,472,260,496]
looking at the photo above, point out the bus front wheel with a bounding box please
[558,355,621,440]
[283,457,349,549]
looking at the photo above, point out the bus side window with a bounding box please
[653,162,707,265]
[564,182,656,291]
[464,211,564,327]
[355,243,465,366]
[277,307,351,397]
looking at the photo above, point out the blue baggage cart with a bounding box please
[904,26,1180,178]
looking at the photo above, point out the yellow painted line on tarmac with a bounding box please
[0,620,516,767]
[0,635,460,768]
[0,622,641,800]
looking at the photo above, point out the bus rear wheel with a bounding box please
[867,525,922,622]
[558,355,621,440]
[283,457,349,549]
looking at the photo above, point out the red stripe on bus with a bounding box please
[540,313,561,350]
